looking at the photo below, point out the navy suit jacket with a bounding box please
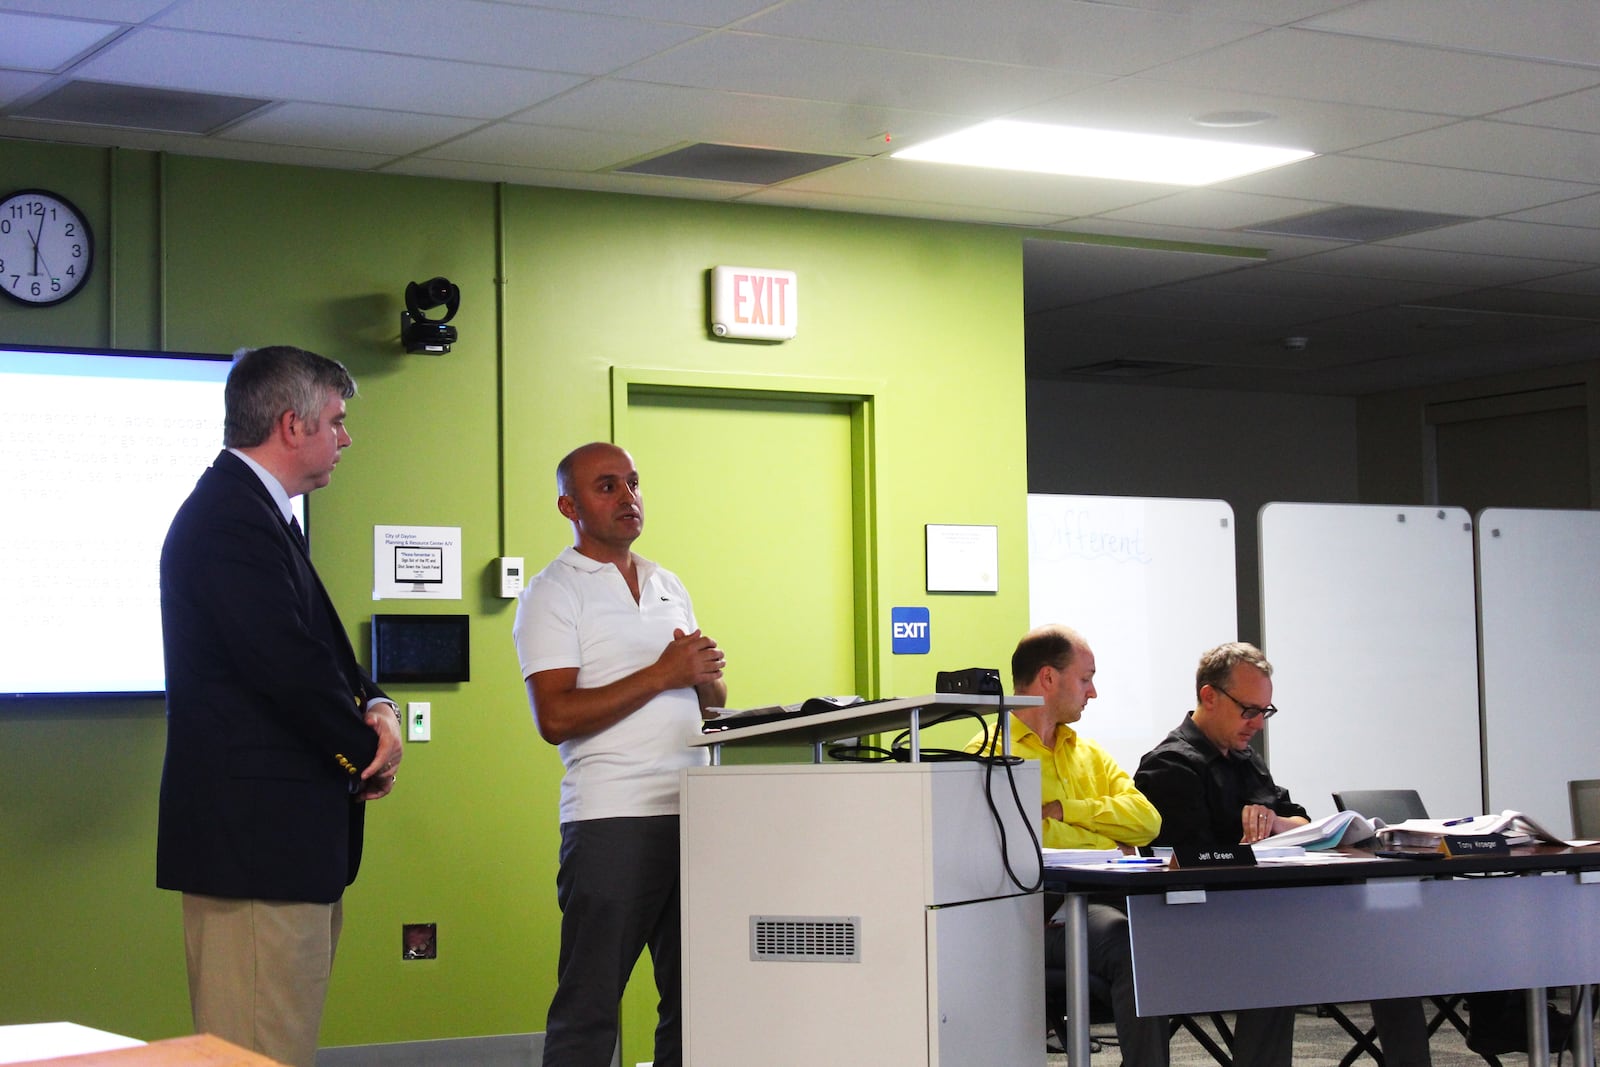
[157,450,385,903]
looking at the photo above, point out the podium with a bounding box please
[681,695,1044,1066]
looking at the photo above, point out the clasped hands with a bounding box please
[658,627,725,688]
[356,702,404,801]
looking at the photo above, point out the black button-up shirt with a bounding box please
[1135,713,1308,849]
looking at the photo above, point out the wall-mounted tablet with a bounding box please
[371,614,470,684]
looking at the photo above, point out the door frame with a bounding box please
[610,366,883,697]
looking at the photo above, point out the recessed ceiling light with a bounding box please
[892,119,1314,186]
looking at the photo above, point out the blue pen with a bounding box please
[1442,816,1474,826]
[1108,856,1166,865]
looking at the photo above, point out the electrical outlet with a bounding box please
[408,701,431,742]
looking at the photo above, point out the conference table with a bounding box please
[1046,846,1600,1067]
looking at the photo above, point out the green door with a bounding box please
[617,386,863,1067]
[623,389,860,708]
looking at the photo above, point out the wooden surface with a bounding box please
[15,1035,284,1067]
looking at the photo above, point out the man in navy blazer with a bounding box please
[158,345,402,1067]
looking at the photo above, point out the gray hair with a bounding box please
[223,345,355,449]
[1195,641,1273,701]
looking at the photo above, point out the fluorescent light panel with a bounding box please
[893,120,1314,185]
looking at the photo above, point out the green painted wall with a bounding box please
[0,143,1030,1058]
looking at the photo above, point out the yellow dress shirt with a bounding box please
[966,718,1161,850]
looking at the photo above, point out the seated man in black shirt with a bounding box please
[1134,642,1431,1067]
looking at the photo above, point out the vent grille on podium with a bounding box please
[749,916,861,963]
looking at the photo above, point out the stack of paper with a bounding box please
[1376,810,1569,849]
[1257,809,1382,850]
[1042,847,1125,867]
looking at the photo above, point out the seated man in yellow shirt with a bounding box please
[967,624,1166,1066]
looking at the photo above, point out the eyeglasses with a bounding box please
[1211,684,1278,721]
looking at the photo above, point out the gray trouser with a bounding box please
[543,816,682,1067]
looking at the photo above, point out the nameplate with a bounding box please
[1174,844,1256,868]
[1442,833,1510,856]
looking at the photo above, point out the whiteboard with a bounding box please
[1478,508,1600,835]
[1027,494,1236,776]
[1260,503,1481,820]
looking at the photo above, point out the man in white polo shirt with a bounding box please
[513,441,727,1067]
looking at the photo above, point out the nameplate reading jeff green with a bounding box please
[1174,844,1257,868]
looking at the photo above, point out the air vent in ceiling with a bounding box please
[7,80,271,135]
[1244,206,1471,242]
[617,143,852,185]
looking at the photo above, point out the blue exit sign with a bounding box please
[891,606,930,655]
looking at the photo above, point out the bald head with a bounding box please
[556,442,644,561]
[1011,624,1090,691]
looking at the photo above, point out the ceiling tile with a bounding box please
[741,0,1265,75]
[1501,192,1600,228]
[152,0,705,75]
[1061,286,1357,329]
[1512,268,1600,296]
[1024,238,1258,308]
[1008,76,1456,151]
[1174,264,1461,306]
[419,122,672,171]
[0,0,168,15]
[74,28,586,117]
[1220,154,1600,217]
[495,0,773,24]
[0,69,49,106]
[1384,218,1600,264]
[1144,27,1600,115]
[90,129,396,171]
[220,103,484,156]
[0,11,121,71]
[1302,0,1600,68]
[743,185,1063,227]
[383,155,756,202]
[1281,242,1587,287]
[618,30,1100,115]
[1,0,1598,396]
[780,156,1165,218]
[510,79,949,157]
[1097,189,1338,230]
[1494,85,1600,135]
[1041,217,1335,263]
[1353,120,1600,185]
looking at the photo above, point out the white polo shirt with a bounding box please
[512,546,709,822]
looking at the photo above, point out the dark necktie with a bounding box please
[289,515,308,554]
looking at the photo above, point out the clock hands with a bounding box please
[28,217,44,277]
[21,214,60,284]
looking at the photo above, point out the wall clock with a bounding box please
[0,188,94,307]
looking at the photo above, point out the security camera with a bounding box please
[401,277,460,354]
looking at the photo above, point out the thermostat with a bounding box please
[499,557,524,598]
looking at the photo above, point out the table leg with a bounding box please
[1064,892,1092,1067]
[1528,985,1550,1065]
[1573,985,1595,1067]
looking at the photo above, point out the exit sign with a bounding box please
[710,265,798,340]
[891,606,930,655]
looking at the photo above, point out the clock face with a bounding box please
[0,189,95,307]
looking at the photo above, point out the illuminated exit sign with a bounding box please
[710,265,798,340]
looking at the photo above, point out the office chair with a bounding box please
[1331,789,1428,825]
[1331,790,1500,1067]
[1568,779,1600,839]
[1044,938,1235,1065]
[1044,963,1113,1054]
[1566,780,1600,1041]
